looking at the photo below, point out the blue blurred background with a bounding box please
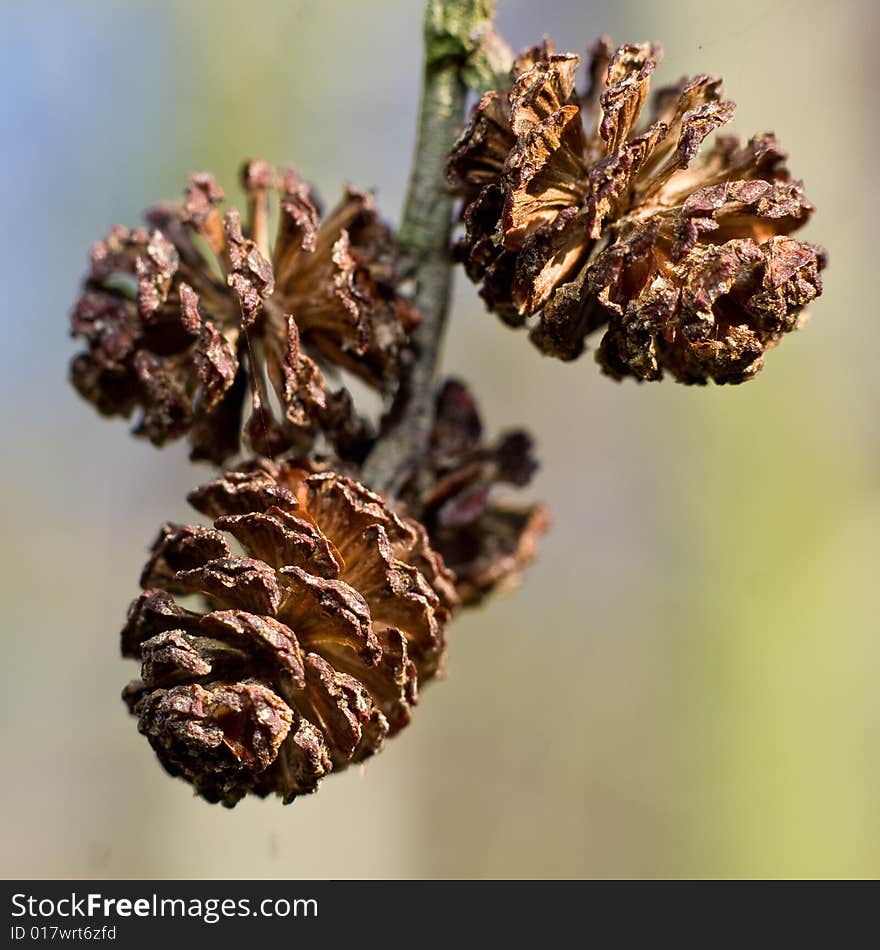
[1,0,878,878]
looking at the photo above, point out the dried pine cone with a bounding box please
[400,379,548,605]
[447,38,827,384]
[122,461,458,805]
[70,162,419,463]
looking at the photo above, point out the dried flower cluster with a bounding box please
[70,162,418,463]
[67,12,824,807]
[447,38,826,383]
[122,462,458,805]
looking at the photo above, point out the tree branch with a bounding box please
[362,0,508,495]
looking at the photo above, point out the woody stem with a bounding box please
[362,0,501,496]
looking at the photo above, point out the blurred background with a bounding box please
[1,0,877,879]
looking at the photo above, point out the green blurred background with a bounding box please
[1,0,877,879]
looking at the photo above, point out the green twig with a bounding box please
[362,0,510,495]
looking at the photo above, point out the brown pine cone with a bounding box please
[70,163,419,463]
[122,461,457,806]
[447,38,826,384]
[400,379,549,606]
